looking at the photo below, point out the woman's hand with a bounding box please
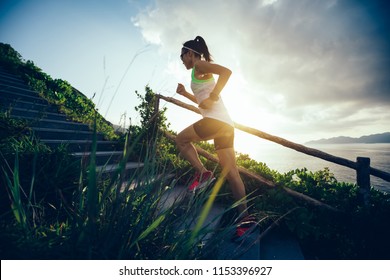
[176,83,198,104]
[176,83,186,95]
[199,98,215,109]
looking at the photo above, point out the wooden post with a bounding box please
[154,96,160,113]
[357,157,370,206]
[147,96,160,146]
[152,96,160,135]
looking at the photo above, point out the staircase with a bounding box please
[0,66,142,176]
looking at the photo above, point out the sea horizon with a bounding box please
[237,141,390,193]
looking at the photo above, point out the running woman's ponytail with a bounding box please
[194,36,212,62]
[183,36,213,62]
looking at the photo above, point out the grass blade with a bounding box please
[189,167,228,247]
[129,214,165,249]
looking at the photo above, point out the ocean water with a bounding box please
[247,142,390,193]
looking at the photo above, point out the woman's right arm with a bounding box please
[176,83,197,104]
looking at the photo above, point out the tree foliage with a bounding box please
[134,86,168,142]
[0,43,23,70]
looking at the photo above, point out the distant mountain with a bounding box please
[306,132,390,145]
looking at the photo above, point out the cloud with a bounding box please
[134,0,389,140]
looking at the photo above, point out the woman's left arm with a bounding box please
[196,61,232,98]
[196,61,232,109]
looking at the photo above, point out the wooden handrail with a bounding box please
[163,130,340,212]
[157,94,390,183]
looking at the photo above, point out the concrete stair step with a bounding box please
[260,227,305,260]
[217,227,261,260]
[0,86,48,104]
[19,117,91,131]
[72,151,124,166]
[0,77,30,90]
[218,222,305,260]
[120,173,175,193]
[31,127,105,141]
[0,74,29,89]
[158,184,188,212]
[7,107,69,121]
[0,70,23,76]
[96,162,144,174]
[0,99,59,113]
[0,70,24,82]
[42,139,121,152]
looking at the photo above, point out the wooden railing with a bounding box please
[156,94,390,207]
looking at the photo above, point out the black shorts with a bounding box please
[193,118,234,150]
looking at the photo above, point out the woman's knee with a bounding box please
[176,126,199,147]
[226,166,241,181]
[175,133,185,148]
[175,132,193,151]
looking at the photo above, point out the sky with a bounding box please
[1,0,389,155]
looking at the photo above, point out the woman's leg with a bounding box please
[175,124,208,174]
[216,147,249,217]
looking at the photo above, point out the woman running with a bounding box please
[175,36,256,238]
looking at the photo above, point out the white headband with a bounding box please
[182,46,202,55]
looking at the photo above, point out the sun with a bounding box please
[220,73,287,155]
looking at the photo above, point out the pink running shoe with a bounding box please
[233,215,258,241]
[188,171,215,193]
